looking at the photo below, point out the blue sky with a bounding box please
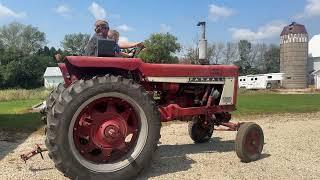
[0,0,320,49]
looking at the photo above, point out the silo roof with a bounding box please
[280,22,307,36]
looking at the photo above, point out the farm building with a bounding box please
[312,70,320,90]
[43,67,64,89]
[238,73,284,89]
[280,22,308,89]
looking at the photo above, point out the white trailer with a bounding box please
[238,73,284,89]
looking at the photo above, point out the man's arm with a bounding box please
[84,35,97,56]
[119,42,144,49]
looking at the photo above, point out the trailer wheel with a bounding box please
[235,122,264,163]
[46,75,161,180]
[188,116,213,143]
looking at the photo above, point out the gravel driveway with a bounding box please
[1,112,320,180]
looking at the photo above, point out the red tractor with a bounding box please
[43,23,264,180]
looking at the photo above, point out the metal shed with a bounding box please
[43,67,64,89]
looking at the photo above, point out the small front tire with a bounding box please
[188,116,213,143]
[235,122,264,162]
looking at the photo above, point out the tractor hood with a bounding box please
[64,56,238,78]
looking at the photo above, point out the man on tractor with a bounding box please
[84,19,143,57]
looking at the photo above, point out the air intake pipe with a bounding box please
[197,22,208,65]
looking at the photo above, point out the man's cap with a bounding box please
[95,20,109,28]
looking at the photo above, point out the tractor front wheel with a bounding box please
[235,122,264,162]
[188,116,213,143]
[45,75,161,180]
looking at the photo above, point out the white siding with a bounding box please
[315,74,320,90]
[44,76,64,89]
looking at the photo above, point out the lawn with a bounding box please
[0,99,44,132]
[0,89,320,132]
[0,88,48,132]
[234,93,320,116]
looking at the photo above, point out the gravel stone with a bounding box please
[1,112,320,180]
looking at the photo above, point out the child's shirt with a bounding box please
[114,43,121,54]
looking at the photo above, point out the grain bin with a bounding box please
[280,22,308,89]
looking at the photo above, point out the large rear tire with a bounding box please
[46,75,161,180]
[235,122,264,162]
[41,83,65,124]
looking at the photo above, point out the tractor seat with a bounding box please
[97,38,116,57]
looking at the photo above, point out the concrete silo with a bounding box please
[280,22,308,89]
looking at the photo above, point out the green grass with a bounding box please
[0,88,50,102]
[0,88,320,132]
[0,99,44,132]
[234,93,320,116]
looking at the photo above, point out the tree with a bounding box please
[183,45,200,64]
[0,22,46,55]
[222,42,238,65]
[61,33,90,55]
[234,40,256,75]
[208,43,225,64]
[262,45,280,73]
[2,55,51,88]
[183,42,225,65]
[138,33,181,64]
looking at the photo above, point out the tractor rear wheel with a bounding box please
[41,83,65,124]
[235,122,264,162]
[45,75,161,180]
[188,116,213,143]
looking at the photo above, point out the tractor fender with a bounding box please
[65,56,143,71]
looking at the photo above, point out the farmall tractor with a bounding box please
[42,23,264,180]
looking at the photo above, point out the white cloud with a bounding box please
[55,5,71,17]
[229,21,286,42]
[116,24,134,32]
[160,24,171,32]
[119,36,129,43]
[296,0,320,19]
[89,2,106,19]
[208,4,234,21]
[0,3,26,18]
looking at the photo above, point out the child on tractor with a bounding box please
[108,29,134,58]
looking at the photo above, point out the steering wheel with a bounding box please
[126,46,145,58]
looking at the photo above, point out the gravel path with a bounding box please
[1,112,320,180]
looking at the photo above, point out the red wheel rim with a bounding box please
[244,128,261,155]
[73,97,140,163]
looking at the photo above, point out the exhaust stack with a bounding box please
[197,21,208,64]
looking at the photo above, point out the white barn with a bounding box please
[43,67,64,89]
[312,70,320,90]
[239,73,284,89]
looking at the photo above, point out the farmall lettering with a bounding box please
[188,77,225,83]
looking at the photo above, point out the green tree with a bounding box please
[0,22,46,55]
[2,56,50,88]
[61,33,90,55]
[234,40,255,75]
[0,22,52,88]
[139,33,181,64]
[262,45,280,73]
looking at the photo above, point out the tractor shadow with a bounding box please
[0,113,43,161]
[139,137,235,179]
